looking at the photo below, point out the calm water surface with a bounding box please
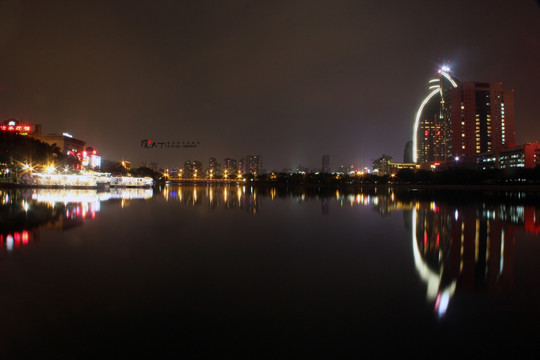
[1,185,539,358]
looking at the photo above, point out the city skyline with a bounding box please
[0,0,539,170]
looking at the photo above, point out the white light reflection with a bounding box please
[412,208,456,317]
[6,234,14,251]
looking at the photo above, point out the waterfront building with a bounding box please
[478,142,540,170]
[413,67,461,164]
[448,81,515,165]
[373,154,393,176]
[413,68,516,167]
[32,133,86,155]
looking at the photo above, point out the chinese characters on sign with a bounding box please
[0,124,33,133]
[141,140,200,149]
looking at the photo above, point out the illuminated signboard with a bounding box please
[0,124,34,133]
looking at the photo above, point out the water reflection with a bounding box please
[2,185,539,321]
[159,184,540,320]
[0,188,153,254]
[161,184,261,214]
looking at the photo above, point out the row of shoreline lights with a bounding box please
[163,168,245,180]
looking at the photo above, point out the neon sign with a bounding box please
[0,124,33,133]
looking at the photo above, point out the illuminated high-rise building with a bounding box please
[223,158,236,175]
[247,155,262,174]
[447,81,515,164]
[413,67,460,164]
[413,67,515,166]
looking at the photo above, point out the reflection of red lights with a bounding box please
[524,207,540,235]
[14,232,21,247]
[1,231,33,251]
[22,231,29,245]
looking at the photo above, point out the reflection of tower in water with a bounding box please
[412,202,515,317]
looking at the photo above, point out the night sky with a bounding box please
[1,0,539,171]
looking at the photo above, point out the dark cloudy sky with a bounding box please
[1,0,539,171]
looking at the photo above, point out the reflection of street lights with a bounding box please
[45,162,56,174]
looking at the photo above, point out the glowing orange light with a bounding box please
[22,231,29,245]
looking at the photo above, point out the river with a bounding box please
[1,184,539,358]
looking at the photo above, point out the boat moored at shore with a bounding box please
[18,172,153,188]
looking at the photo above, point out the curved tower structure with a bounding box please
[413,67,461,164]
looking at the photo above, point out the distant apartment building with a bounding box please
[236,155,262,175]
[247,155,262,174]
[223,158,236,175]
[322,155,330,173]
[373,155,393,175]
[208,157,219,176]
[184,160,203,178]
[237,158,246,174]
